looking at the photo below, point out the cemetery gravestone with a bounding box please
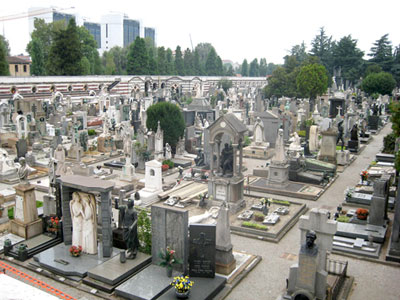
[189,224,216,278]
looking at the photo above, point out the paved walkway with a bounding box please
[228,123,400,300]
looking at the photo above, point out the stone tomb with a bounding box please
[10,184,42,239]
[57,175,115,257]
[189,224,216,278]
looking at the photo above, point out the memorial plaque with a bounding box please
[298,254,317,290]
[189,224,216,278]
[215,185,227,201]
[14,195,24,222]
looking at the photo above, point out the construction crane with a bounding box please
[0,7,74,22]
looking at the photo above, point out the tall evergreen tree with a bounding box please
[47,18,83,75]
[127,37,149,75]
[205,47,218,75]
[241,59,249,77]
[27,38,45,75]
[77,26,102,75]
[0,35,9,75]
[174,46,184,75]
[193,49,203,75]
[391,45,400,85]
[166,48,175,75]
[109,46,128,75]
[148,47,157,75]
[368,34,393,73]
[331,35,364,84]
[157,46,167,75]
[259,58,267,76]
[0,35,10,56]
[249,58,260,77]
[310,27,333,73]
[183,48,194,75]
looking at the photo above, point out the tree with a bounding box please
[259,58,267,76]
[0,35,10,56]
[296,63,329,99]
[102,51,116,75]
[127,37,149,75]
[183,48,194,75]
[241,59,249,77]
[310,27,333,73]
[368,34,393,73]
[109,46,128,75]
[0,35,9,75]
[360,71,396,96]
[28,38,45,75]
[205,47,218,75]
[331,35,364,84]
[392,45,400,85]
[249,58,259,77]
[174,46,184,75]
[193,50,202,75]
[264,67,294,98]
[77,26,102,74]
[146,102,185,149]
[166,48,175,75]
[157,46,167,75]
[148,47,157,75]
[47,18,83,75]
[289,42,309,64]
[218,78,233,93]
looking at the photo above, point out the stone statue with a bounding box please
[165,143,172,160]
[80,192,97,254]
[70,192,84,248]
[54,144,66,176]
[336,120,344,151]
[350,124,359,141]
[194,149,205,166]
[300,231,318,256]
[220,143,233,176]
[176,137,185,156]
[18,157,35,185]
[203,118,210,128]
[119,199,139,259]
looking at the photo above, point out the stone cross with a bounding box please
[336,105,342,117]
[298,208,337,272]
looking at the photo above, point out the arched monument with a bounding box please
[208,114,247,213]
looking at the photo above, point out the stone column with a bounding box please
[216,141,221,173]
[239,143,243,175]
[209,142,215,179]
[232,144,238,176]
[101,191,113,257]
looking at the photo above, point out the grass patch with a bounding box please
[271,199,291,206]
[336,145,346,150]
[242,221,268,230]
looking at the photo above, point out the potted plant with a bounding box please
[171,275,194,299]
[356,208,369,220]
[69,245,82,257]
[48,216,60,234]
[360,170,368,184]
[159,246,182,277]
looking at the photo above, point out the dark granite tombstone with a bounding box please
[368,115,379,131]
[189,224,216,278]
[329,98,345,118]
[16,139,28,159]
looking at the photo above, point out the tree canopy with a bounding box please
[0,35,9,76]
[296,63,329,99]
[127,37,149,75]
[146,102,185,148]
[360,71,396,96]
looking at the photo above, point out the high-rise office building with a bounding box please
[144,27,156,46]
[123,19,140,47]
[28,7,75,35]
[84,22,101,49]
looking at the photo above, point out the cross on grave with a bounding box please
[298,208,337,272]
[336,105,342,117]
[32,104,37,118]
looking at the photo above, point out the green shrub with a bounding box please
[383,132,396,154]
[242,221,268,230]
[8,207,14,219]
[162,159,174,168]
[297,130,306,137]
[137,209,152,254]
[36,201,43,208]
[88,129,96,136]
[244,136,251,147]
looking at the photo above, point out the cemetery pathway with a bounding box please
[229,123,400,300]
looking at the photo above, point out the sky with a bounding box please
[1,0,400,65]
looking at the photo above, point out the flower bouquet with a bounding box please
[159,246,182,277]
[48,217,60,233]
[171,276,194,299]
[360,170,368,184]
[356,208,369,220]
[69,245,82,257]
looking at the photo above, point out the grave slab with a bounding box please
[336,222,387,243]
[0,233,24,252]
[115,264,180,300]
[87,251,151,285]
[34,243,120,277]
[158,275,226,300]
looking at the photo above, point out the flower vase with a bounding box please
[175,290,190,299]
[166,267,173,277]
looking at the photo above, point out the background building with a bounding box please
[84,22,101,49]
[144,27,156,46]
[7,56,31,76]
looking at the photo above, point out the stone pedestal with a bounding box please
[215,205,236,275]
[208,176,245,214]
[317,130,337,165]
[268,163,289,186]
[43,194,56,216]
[120,164,136,182]
[97,136,115,153]
[68,144,83,161]
[336,150,350,166]
[348,140,359,153]
[10,184,42,239]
